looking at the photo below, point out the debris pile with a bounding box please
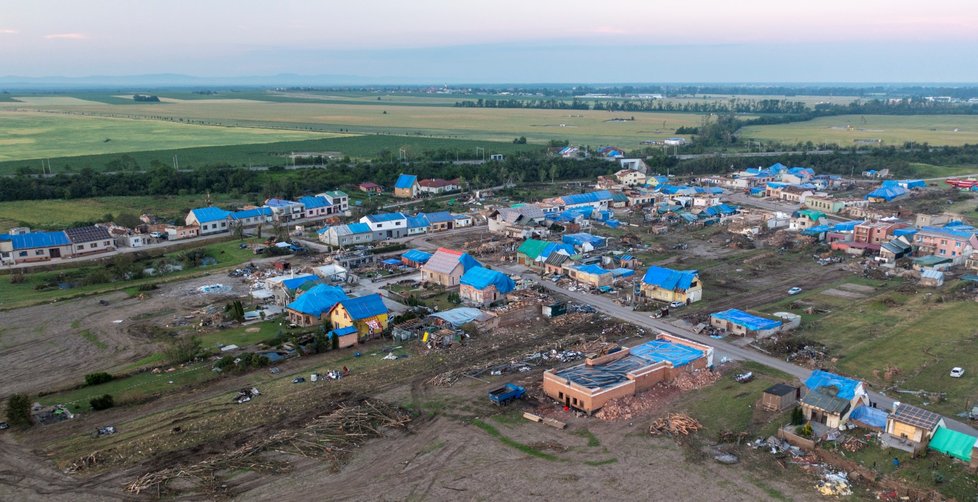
[670,369,721,391]
[648,413,702,438]
[126,398,411,496]
[816,472,852,496]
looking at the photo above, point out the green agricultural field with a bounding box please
[740,114,978,147]
[1,94,708,154]
[0,134,543,174]
[0,194,256,231]
[0,110,341,162]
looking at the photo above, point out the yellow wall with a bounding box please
[888,420,925,443]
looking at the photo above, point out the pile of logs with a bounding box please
[649,413,702,438]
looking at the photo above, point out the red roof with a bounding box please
[436,247,463,255]
[419,178,459,188]
[359,182,381,188]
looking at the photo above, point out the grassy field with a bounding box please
[0,134,543,174]
[0,194,255,231]
[741,114,978,147]
[0,95,708,155]
[759,278,978,416]
[0,110,340,162]
[0,239,261,310]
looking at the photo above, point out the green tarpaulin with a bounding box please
[929,426,976,462]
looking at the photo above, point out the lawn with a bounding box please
[840,440,978,500]
[0,238,262,310]
[740,114,978,147]
[0,109,339,162]
[39,361,220,412]
[197,320,284,350]
[758,279,978,416]
[0,193,255,231]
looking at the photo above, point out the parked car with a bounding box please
[950,367,965,378]
[0,422,9,430]
[669,301,685,309]
[292,377,306,384]
[787,287,803,295]
[149,231,163,238]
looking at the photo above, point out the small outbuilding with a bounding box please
[761,383,800,412]
[710,309,782,337]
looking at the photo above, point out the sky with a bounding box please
[2,0,978,83]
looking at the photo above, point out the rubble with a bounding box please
[670,369,722,391]
[648,413,702,438]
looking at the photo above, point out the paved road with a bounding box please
[503,266,978,437]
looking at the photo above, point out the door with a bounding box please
[49,248,61,258]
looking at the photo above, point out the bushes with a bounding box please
[90,394,114,411]
[797,422,814,438]
[5,394,33,427]
[790,407,804,426]
[84,372,114,386]
[164,335,206,364]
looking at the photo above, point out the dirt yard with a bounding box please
[0,272,252,399]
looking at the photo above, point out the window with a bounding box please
[35,250,44,255]
[558,392,564,400]
[19,251,27,257]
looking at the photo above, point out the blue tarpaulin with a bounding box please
[711,309,781,331]
[630,339,703,368]
[401,249,432,264]
[382,258,402,265]
[460,266,516,293]
[850,406,887,429]
[562,233,607,248]
[805,370,861,400]
[642,266,697,290]
[610,268,635,278]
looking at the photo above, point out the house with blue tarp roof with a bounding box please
[406,214,430,235]
[460,266,516,306]
[913,224,978,263]
[421,248,482,286]
[542,334,713,414]
[710,309,782,336]
[866,185,909,202]
[800,369,869,428]
[557,191,613,210]
[318,222,374,247]
[328,293,390,338]
[641,266,702,304]
[4,230,73,263]
[562,233,606,251]
[186,207,232,235]
[394,174,420,198]
[568,264,613,287]
[401,249,432,267]
[298,195,333,219]
[286,284,349,326]
[420,211,456,232]
[229,207,273,227]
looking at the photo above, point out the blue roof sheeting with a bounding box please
[382,258,402,265]
[801,225,832,236]
[421,211,454,223]
[866,186,908,201]
[642,266,698,290]
[331,326,358,337]
[287,284,348,316]
[711,309,781,331]
[338,294,388,320]
[893,228,918,237]
[347,223,372,234]
[299,195,331,209]
[428,307,486,327]
[849,405,888,429]
[805,370,861,400]
[611,268,635,278]
[630,339,703,368]
[406,215,429,229]
[460,266,516,293]
[365,212,407,223]
[191,207,232,223]
[832,220,863,232]
[402,249,432,264]
[560,191,612,206]
[230,207,273,220]
[920,225,977,240]
[562,233,607,248]
[395,174,417,189]
[10,231,71,249]
[282,275,319,291]
[539,242,575,260]
[573,264,611,276]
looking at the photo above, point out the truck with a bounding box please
[488,383,526,405]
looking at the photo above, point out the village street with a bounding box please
[500,265,978,438]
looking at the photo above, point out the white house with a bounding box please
[359,212,409,240]
[186,207,232,235]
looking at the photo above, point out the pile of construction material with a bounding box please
[648,413,702,437]
[670,369,721,391]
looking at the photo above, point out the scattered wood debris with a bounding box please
[648,413,701,438]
